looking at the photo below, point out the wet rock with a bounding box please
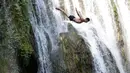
[0,0,38,73]
[53,24,93,73]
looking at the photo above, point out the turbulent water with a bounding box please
[28,0,130,73]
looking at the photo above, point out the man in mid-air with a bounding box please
[56,7,90,23]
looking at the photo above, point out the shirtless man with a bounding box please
[56,7,90,23]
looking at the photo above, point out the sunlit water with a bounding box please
[62,0,126,73]
[27,0,130,73]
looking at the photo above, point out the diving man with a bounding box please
[56,8,90,23]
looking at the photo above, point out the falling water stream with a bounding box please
[114,0,130,64]
[28,0,130,73]
[61,0,126,73]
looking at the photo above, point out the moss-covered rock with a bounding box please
[53,24,93,73]
[0,0,38,73]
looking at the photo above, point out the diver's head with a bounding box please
[85,18,90,22]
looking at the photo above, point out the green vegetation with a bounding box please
[0,57,8,73]
[0,1,11,72]
[0,0,36,73]
[10,0,34,66]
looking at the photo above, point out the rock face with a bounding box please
[0,0,37,73]
[56,24,93,73]
[0,0,93,73]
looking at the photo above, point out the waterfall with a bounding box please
[62,0,126,73]
[28,0,53,72]
[28,0,67,73]
[115,0,130,64]
[27,0,129,73]
[114,0,130,72]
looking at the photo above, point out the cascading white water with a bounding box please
[29,0,53,73]
[94,0,125,73]
[114,0,130,64]
[114,0,130,72]
[27,0,130,73]
[61,0,126,73]
[28,0,67,73]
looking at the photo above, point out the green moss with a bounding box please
[0,57,8,73]
[111,0,119,24]
[0,20,7,43]
[9,0,34,66]
[59,25,92,73]
[0,0,37,73]
[0,16,9,73]
[61,36,92,73]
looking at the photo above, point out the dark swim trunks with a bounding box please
[68,15,75,21]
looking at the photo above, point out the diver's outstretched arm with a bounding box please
[56,8,68,17]
[75,8,83,19]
